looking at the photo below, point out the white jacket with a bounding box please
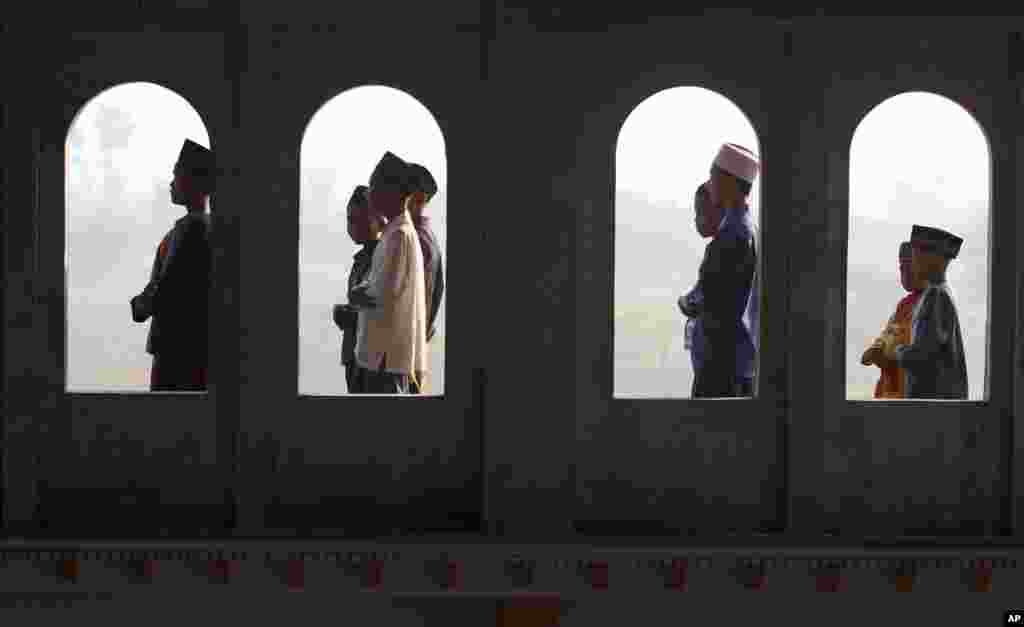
[353,210,428,377]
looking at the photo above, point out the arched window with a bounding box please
[65,82,211,392]
[299,85,447,396]
[847,91,989,401]
[614,86,760,398]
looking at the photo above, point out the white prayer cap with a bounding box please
[712,143,759,183]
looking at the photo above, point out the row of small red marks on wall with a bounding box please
[45,556,1003,592]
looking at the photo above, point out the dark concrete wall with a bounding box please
[3,6,1023,541]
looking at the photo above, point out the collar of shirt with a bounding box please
[382,210,412,237]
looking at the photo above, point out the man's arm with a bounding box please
[427,253,444,341]
[678,285,703,318]
[130,243,166,323]
[333,304,357,331]
[890,289,953,372]
[694,234,750,396]
[862,313,897,366]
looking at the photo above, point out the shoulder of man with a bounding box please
[175,213,209,238]
[912,284,941,316]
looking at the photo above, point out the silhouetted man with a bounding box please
[861,241,925,398]
[333,185,385,393]
[130,139,214,391]
[405,163,444,394]
[690,143,759,398]
[876,225,968,399]
[349,152,427,394]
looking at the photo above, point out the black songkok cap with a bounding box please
[910,224,963,259]
[176,139,215,179]
[369,151,412,194]
[349,185,368,208]
[899,241,912,259]
[407,163,437,199]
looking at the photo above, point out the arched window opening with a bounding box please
[614,86,760,399]
[65,81,211,393]
[299,85,447,396]
[847,91,990,401]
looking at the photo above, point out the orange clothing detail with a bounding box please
[873,290,923,399]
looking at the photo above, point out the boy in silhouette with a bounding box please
[130,139,214,391]
[874,225,968,399]
[333,185,386,393]
[861,241,924,398]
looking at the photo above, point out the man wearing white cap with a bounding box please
[688,143,760,398]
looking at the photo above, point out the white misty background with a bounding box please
[614,88,988,400]
[65,83,448,395]
[66,85,987,401]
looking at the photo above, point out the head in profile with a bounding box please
[898,241,921,292]
[347,185,384,246]
[368,151,415,221]
[693,182,718,238]
[171,139,215,212]
[908,225,963,286]
[405,163,437,222]
[707,143,758,211]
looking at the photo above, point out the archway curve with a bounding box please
[297,83,448,397]
[64,80,212,392]
[846,90,991,401]
[613,85,761,399]
[850,90,992,161]
[615,85,761,214]
[65,80,212,155]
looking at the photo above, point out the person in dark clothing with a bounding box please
[333,185,385,393]
[130,139,214,392]
[405,163,444,394]
[349,151,428,394]
[690,143,760,398]
[877,225,968,399]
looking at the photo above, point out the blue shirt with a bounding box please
[688,206,758,379]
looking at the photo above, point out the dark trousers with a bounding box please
[357,356,410,394]
[692,373,754,398]
[150,353,207,391]
[344,362,361,394]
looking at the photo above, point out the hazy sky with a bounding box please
[615,86,760,217]
[65,83,989,400]
[65,82,448,394]
[614,86,989,400]
[850,91,988,222]
[66,82,210,203]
